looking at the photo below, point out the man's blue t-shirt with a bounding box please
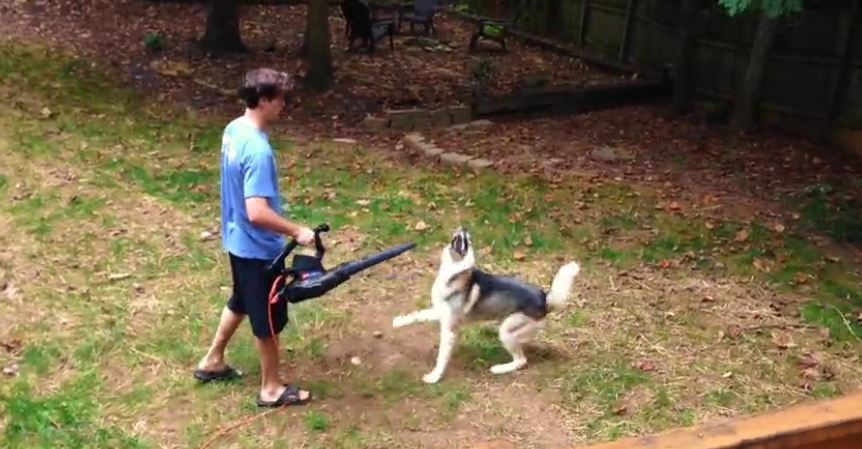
[219,117,286,260]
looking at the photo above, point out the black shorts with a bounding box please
[226,252,287,339]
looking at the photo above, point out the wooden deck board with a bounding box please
[565,390,862,449]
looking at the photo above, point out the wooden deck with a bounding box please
[570,390,862,449]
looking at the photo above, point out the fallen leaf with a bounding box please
[721,371,733,379]
[1,283,20,300]
[41,107,53,118]
[613,403,628,416]
[734,229,749,242]
[801,367,820,381]
[702,295,715,303]
[771,330,795,350]
[513,251,526,261]
[633,359,655,372]
[797,352,820,369]
[752,258,771,272]
[413,221,429,231]
[821,364,836,380]
[1,339,22,354]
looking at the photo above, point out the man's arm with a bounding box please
[242,150,312,243]
[245,197,303,238]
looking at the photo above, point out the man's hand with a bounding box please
[294,227,315,246]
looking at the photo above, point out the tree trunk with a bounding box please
[669,0,698,116]
[300,8,313,57]
[731,11,779,132]
[304,0,333,91]
[199,0,247,55]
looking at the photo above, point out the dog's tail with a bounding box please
[546,261,581,312]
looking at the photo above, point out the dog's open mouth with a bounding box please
[450,228,470,257]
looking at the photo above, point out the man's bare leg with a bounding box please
[255,335,310,403]
[197,305,244,371]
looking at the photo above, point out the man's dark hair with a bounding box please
[238,68,294,109]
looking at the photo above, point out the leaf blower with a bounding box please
[263,223,416,335]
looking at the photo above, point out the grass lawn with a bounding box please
[1,40,862,449]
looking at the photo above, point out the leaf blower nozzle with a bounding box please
[265,223,417,304]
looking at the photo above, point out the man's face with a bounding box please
[259,91,286,121]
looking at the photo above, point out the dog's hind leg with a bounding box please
[392,308,438,328]
[490,313,542,375]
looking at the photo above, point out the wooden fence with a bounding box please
[465,0,862,154]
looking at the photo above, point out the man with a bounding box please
[193,68,315,407]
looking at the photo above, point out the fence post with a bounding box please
[822,0,861,143]
[578,0,590,48]
[619,0,637,62]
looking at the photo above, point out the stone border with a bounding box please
[364,105,473,131]
[402,132,494,171]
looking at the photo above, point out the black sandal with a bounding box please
[193,365,243,383]
[256,385,313,408]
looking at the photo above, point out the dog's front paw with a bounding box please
[490,361,526,375]
[392,315,410,328]
[422,371,442,384]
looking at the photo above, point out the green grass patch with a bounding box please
[560,358,652,414]
[19,342,63,377]
[1,374,148,449]
[801,301,862,343]
[557,357,696,441]
[796,183,862,244]
[459,325,509,370]
[303,410,331,433]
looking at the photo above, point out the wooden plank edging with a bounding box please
[565,390,862,449]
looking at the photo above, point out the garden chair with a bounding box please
[397,0,440,36]
[341,0,396,55]
[468,6,522,52]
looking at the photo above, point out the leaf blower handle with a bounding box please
[313,223,329,260]
[265,223,330,276]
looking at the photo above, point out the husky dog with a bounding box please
[392,227,581,384]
